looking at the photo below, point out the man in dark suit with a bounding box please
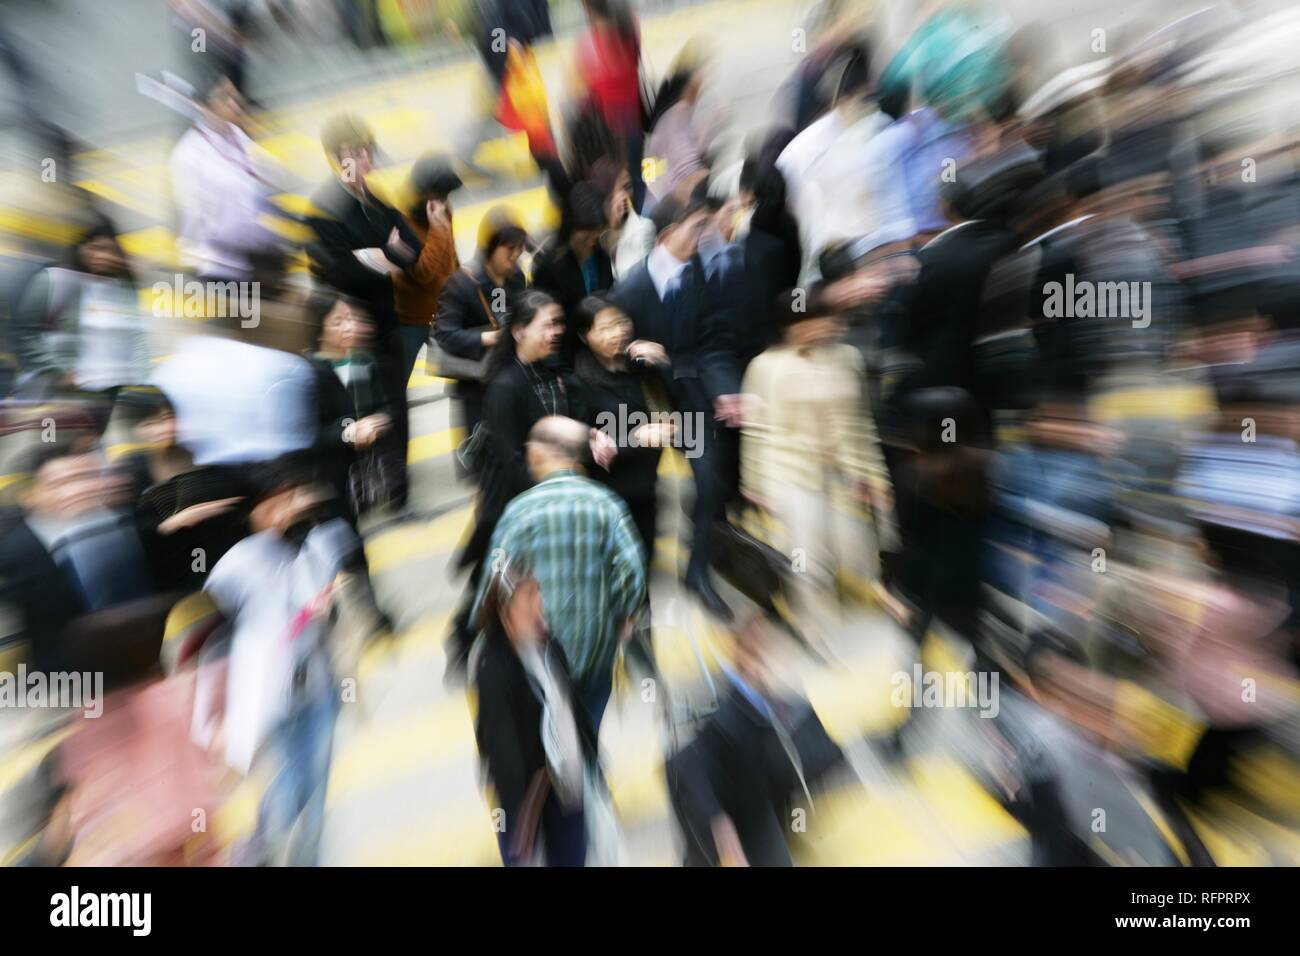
[666,618,845,866]
[896,146,1043,404]
[611,193,740,619]
[305,114,424,509]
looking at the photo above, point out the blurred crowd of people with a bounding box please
[1,0,1300,868]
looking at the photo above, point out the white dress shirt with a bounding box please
[645,244,689,302]
[777,108,893,283]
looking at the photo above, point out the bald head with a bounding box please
[526,416,590,480]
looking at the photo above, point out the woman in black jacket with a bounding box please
[446,289,585,679]
[571,295,670,563]
[304,294,394,519]
[473,555,597,866]
[432,209,527,445]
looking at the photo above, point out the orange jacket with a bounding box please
[394,215,458,327]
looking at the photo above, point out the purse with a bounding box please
[427,269,499,382]
[455,422,489,475]
[710,519,792,616]
[348,446,402,514]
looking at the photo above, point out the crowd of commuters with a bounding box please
[1,0,1299,869]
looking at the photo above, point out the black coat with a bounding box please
[610,255,740,413]
[0,507,83,673]
[305,352,391,506]
[134,466,253,593]
[305,178,423,341]
[433,264,526,423]
[473,627,596,818]
[474,0,553,83]
[900,219,1019,397]
[720,228,797,372]
[667,680,845,866]
[433,265,525,362]
[572,347,664,512]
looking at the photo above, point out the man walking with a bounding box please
[611,193,740,620]
[472,416,645,733]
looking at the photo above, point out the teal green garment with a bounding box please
[879,8,1013,123]
[473,471,646,686]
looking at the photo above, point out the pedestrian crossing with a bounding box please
[301,429,1032,864]
[0,414,1035,865]
[0,0,1241,865]
[8,407,1300,864]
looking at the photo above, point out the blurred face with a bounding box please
[787,315,846,348]
[80,236,125,277]
[27,453,126,517]
[514,303,564,361]
[250,482,328,534]
[606,172,632,228]
[731,619,777,692]
[322,299,372,352]
[662,210,708,261]
[583,307,632,363]
[135,410,177,449]
[335,142,375,186]
[570,227,601,258]
[206,77,245,128]
[250,485,293,533]
[1196,318,1262,365]
[487,240,524,279]
[1028,405,1116,452]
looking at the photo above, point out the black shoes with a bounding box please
[685,574,734,623]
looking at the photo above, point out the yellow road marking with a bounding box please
[363,504,473,576]
[408,425,464,464]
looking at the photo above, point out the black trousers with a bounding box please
[448,493,509,667]
[626,496,657,571]
[678,401,734,584]
[669,762,792,868]
[373,329,410,508]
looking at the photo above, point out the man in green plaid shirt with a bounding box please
[473,417,646,730]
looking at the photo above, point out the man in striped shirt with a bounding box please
[472,416,646,732]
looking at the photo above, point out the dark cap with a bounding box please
[649,191,709,237]
[410,153,463,199]
[650,195,683,237]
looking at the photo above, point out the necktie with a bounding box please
[661,269,686,356]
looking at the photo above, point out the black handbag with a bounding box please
[428,268,498,382]
[348,446,402,514]
[710,519,791,614]
[427,339,491,382]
